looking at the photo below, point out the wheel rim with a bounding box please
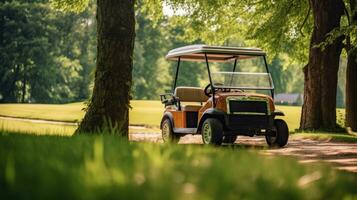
[162,121,170,142]
[202,123,212,144]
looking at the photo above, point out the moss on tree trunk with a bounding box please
[75,0,135,137]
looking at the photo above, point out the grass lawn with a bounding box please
[0,101,163,126]
[0,101,351,141]
[0,119,75,136]
[291,132,357,143]
[0,102,85,122]
[0,101,301,128]
[0,132,356,199]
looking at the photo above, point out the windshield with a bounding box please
[211,72,274,90]
[210,55,274,90]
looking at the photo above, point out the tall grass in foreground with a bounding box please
[0,132,356,200]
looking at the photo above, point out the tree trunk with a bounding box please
[75,0,135,137]
[346,48,357,131]
[300,0,344,130]
[21,65,27,103]
[346,0,357,131]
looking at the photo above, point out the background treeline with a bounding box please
[0,0,96,103]
[0,0,346,107]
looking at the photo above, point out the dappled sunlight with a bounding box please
[0,119,75,136]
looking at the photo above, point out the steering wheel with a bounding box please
[204,83,224,97]
[204,83,245,96]
[204,84,213,97]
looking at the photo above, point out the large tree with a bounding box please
[320,0,357,131]
[75,0,135,136]
[300,0,345,130]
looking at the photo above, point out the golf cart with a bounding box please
[160,45,289,147]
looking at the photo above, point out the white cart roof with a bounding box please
[166,45,266,62]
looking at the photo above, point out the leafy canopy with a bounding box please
[159,0,312,61]
[50,0,89,12]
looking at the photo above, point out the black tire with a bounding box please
[265,119,289,147]
[161,118,180,143]
[222,135,237,144]
[201,118,223,145]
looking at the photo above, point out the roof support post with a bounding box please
[232,57,238,73]
[173,57,181,92]
[205,53,216,107]
[229,57,238,86]
[263,56,274,98]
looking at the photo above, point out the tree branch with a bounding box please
[343,0,352,50]
[343,0,351,25]
[299,0,311,37]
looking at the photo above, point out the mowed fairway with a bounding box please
[0,101,164,135]
[0,101,163,125]
[0,101,346,136]
[0,119,76,136]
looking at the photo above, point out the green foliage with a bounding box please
[0,133,357,199]
[135,0,311,99]
[50,0,89,12]
[0,0,96,103]
[0,0,311,102]
[132,2,209,99]
[162,0,312,60]
[132,3,171,99]
[139,0,164,23]
[316,1,357,54]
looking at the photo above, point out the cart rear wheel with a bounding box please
[202,118,223,145]
[162,118,180,143]
[265,119,289,147]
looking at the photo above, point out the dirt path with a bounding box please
[130,133,357,173]
[0,115,149,130]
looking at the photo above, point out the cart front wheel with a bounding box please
[202,118,223,145]
[265,119,289,147]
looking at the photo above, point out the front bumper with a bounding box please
[224,114,274,131]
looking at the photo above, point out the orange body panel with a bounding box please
[172,111,186,128]
[164,92,275,129]
[164,107,186,128]
[198,100,212,122]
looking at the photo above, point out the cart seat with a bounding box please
[174,87,208,102]
[181,105,202,112]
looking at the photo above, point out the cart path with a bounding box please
[0,115,147,130]
[130,133,357,173]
